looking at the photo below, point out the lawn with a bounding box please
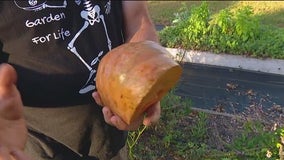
[147,1,284,28]
[149,1,284,59]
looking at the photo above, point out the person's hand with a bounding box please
[0,147,31,160]
[0,63,28,159]
[92,92,161,131]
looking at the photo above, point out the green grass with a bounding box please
[149,1,284,59]
[148,1,235,25]
[147,1,284,28]
[127,89,284,160]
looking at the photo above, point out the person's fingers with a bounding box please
[92,92,103,106]
[0,63,17,97]
[0,64,22,121]
[0,63,17,85]
[102,107,114,125]
[112,114,144,131]
[99,99,160,130]
[102,107,142,131]
[143,102,161,126]
[102,107,125,129]
[110,116,128,130]
[11,149,32,160]
[0,145,12,160]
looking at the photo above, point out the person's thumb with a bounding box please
[0,63,17,96]
[0,63,22,120]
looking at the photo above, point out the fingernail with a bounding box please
[92,92,97,98]
[105,110,109,115]
[103,108,109,116]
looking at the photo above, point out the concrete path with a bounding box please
[166,48,284,76]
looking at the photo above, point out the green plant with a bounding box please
[276,128,284,160]
[159,1,284,59]
[127,88,193,159]
[159,3,190,48]
[182,2,210,49]
[208,8,235,53]
[222,121,283,160]
[127,125,147,160]
[190,112,208,143]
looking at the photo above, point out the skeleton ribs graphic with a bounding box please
[14,0,113,94]
[68,0,112,94]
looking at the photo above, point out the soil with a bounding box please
[132,86,284,160]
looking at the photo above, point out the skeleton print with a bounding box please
[14,0,67,11]
[14,0,113,94]
[68,0,112,94]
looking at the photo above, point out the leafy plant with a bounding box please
[182,2,210,49]
[159,1,284,59]
[127,88,194,159]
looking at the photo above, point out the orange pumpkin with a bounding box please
[96,41,182,124]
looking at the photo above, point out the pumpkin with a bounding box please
[96,41,182,124]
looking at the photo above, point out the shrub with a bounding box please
[159,2,284,59]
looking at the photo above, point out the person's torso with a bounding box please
[0,0,125,107]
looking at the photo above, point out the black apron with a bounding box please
[0,1,127,159]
